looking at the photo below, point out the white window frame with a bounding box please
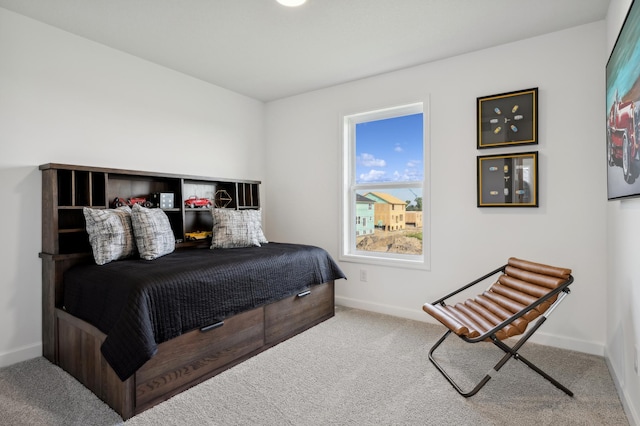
[340,100,430,270]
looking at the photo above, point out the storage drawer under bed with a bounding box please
[135,306,265,410]
[265,281,335,344]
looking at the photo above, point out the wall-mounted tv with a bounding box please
[607,0,640,200]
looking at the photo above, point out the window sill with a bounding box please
[339,252,430,270]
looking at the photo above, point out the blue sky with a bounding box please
[355,113,424,206]
[355,113,423,184]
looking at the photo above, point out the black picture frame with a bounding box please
[477,88,538,149]
[477,151,538,207]
[606,0,640,200]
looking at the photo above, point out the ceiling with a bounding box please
[0,0,611,102]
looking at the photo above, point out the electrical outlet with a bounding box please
[359,269,368,282]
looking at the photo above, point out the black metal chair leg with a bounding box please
[512,353,573,396]
[490,320,574,397]
[429,330,502,397]
[429,326,573,398]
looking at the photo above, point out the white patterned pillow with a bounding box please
[210,209,268,249]
[131,203,175,260]
[83,206,137,265]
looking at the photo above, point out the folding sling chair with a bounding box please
[422,257,574,397]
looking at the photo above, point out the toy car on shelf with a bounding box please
[113,196,153,208]
[185,231,213,241]
[184,196,212,208]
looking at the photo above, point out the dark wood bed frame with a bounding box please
[40,164,336,419]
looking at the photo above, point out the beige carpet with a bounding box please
[0,306,629,425]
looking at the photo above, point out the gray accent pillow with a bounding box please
[83,206,136,265]
[131,203,175,260]
[210,208,268,249]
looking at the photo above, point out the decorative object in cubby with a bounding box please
[215,189,233,208]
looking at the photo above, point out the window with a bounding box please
[341,102,429,268]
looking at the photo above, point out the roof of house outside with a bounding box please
[356,194,375,203]
[364,192,407,205]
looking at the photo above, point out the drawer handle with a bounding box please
[297,290,311,298]
[200,320,224,332]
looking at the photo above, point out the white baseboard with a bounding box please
[335,296,604,356]
[605,349,639,426]
[525,331,604,356]
[336,295,431,323]
[0,343,42,368]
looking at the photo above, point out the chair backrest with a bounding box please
[477,258,572,339]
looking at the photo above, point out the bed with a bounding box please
[39,163,345,419]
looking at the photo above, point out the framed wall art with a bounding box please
[477,88,538,149]
[477,151,538,207]
[606,0,640,200]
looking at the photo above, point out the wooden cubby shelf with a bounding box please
[40,163,261,256]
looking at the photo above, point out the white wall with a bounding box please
[606,1,640,424]
[0,8,265,366]
[266,22,607,356]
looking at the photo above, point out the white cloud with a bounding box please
[359,153,386,167]
[359,169,386,182]
[394,143,404,153]
[390,168,423,181]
